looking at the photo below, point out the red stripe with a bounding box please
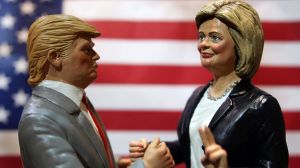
[289,156,300,168]
[98,110,300,130]
[95,64,211,85]
[88,21,196,40]
[0,156,22,168]
[284,113,300,130]
[95,64,300,85]
[253,66,300,85]
[88,20,300,41]
[99,110,180,130]
[264,22,300,41]
[1,156,299,168]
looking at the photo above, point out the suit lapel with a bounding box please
[32,86,79,115]
[208,79,250,129]
[208,98,233,129]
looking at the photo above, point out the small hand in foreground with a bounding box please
[199,126,228,168]
[143,137,175,168]
[129,138,148,161]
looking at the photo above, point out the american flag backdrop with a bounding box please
[0,0,300,167]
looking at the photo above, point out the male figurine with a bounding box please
[18,14,174,168]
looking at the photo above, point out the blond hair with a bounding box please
[27,14,100,86]
[196,0,264,79]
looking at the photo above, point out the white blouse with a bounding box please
[189,87,232,168]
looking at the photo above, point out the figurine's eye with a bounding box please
[209,33,223,43]
[82,46,95,56]
[198,32,206,42]
[83,47,92,53]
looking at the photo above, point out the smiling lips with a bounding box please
[201,52,213,58]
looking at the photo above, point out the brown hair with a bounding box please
[196,0,264,79]
[27,14,100,86]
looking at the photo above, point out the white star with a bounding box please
[13,57,28,74]
[12,90,29,107]
[0,106,10,124]
[0,43,13,58]
[20,1,36,15]
[17,27,28,43]
[0,14,16,29]
[0,74,11,91]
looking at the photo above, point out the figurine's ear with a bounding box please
[47,50,62,68]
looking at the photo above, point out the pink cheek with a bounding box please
[211,42,227,54]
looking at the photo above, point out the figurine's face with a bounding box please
[60,35,99,89]
[197,18,236,75]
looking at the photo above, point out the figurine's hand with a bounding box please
[129,138,148,161]
[199,126,228,168]
[143,137,175,168]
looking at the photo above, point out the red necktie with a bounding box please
[82,94,114,168]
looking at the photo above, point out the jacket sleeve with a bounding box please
[255,95,289,168]
[166,140,185,164]
[18,113,84,168]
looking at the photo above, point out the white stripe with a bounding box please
[88,84,196,111]
[262,42,300,67]
[63,1,208,21]
[63,0,300,21]
[86,85,300,111]
[249,1,300,21]
[286,131,300,155]
[95,39,199,66]
[1,131,299,155]
[262,86,300,112]
[95,40,300,66]
[0,130,19,155]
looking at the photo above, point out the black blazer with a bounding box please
[167,79,288,168]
